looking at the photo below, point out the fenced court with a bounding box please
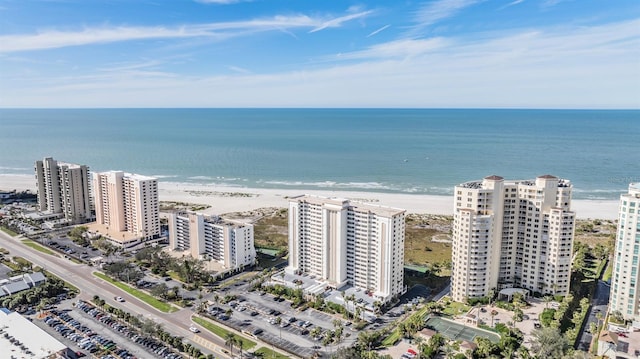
[425,316,500,343]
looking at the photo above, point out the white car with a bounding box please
[189,326,199,333]
[115,296,125,302]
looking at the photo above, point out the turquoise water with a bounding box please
[0,108,638,199]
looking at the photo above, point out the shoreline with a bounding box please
[0,174,620,220]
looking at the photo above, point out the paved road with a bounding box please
[576,279,610,352]
[0,231,245,358]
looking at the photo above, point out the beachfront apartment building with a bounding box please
[451,175,575,302]
[609,183,640,321]
[286,195,405,304]
[167,212,256,270]
[34,157,92,223]
[92,171,160,246]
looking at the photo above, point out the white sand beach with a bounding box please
[0,174,620,219]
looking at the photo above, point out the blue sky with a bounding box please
[0,0,638,108]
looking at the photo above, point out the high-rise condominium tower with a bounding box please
[35,157,92,223]
[609,183,640,321]
[167,211,256,270]
[451,175,575,302]
[287,195,405,304]
[92,171,159,240]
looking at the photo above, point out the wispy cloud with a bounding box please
[367,24,390,37]
[543,0,569,7]
[228,65,251,74]
[413,0,484,29]
[2,19,638,109]
[194,0,248,4]
[500,0,525,10]
[329,38,447,61]
[308,10,373,33]
[0,12,371,53]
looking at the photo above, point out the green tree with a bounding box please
[530,327,569,359]
[224,332,236,356]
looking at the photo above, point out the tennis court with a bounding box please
[425,316,500,343]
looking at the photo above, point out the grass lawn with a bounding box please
[256,252,287,271]
[405,229,452,265]
[602,261,613,282]
[21,240,58,256]
[253,347,290,359]
[254,211,288,250]
[93,272,177,313]
[192,316,257,350]
[166,270,183,282]
[442,301,470,317]
[1,226,18,237]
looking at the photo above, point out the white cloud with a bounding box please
[499,0,525,10]
[413,0,484,30]
[328,38,447,61]
[1,19,638,109]
[228,65,251,74]
[0,12,370,53]
[367,24,391,38]
[309,10,373,33]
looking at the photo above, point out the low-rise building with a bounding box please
[0,307,67,358]
[167,211,256,271]
[0,272,47,297]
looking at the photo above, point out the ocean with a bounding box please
[0,108,638,200]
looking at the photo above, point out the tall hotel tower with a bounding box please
[451,175,575,302]
[92,171,160,241]
[167,212,256,270]
[610,183,640,321]
[287,195,405,304]
[35,157,92,223]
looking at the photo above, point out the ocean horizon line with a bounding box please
[1,107,639,111]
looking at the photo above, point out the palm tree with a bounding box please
[224,332,236,356]
[501,346,515,359]
[443,343,456,359]
[595,311,604,327]
[543,295,553,309]
[348,294,357,318]
[310,326,322,340]
[275,316,283,341]
[236,337,244,359]
[373,300,383,315]
[490,309,498,327]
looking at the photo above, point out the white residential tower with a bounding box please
[167,211,256,270]
[34,157,92,223]
[609,183,640,321]
[451,175,575,302]
[286,195,405,304]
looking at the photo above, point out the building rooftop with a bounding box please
[0,308,67,358]
[458,175,571,189]
[124,172,157,181]
[537,174,558,180]
[58,161,86,169]
[289,194,405,217]
[86,222,142,243]
[96,170,157,181]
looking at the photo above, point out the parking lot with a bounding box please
[207,280,358,358]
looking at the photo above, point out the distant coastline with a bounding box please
[0,108,637,202]
[0,173,620,220]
